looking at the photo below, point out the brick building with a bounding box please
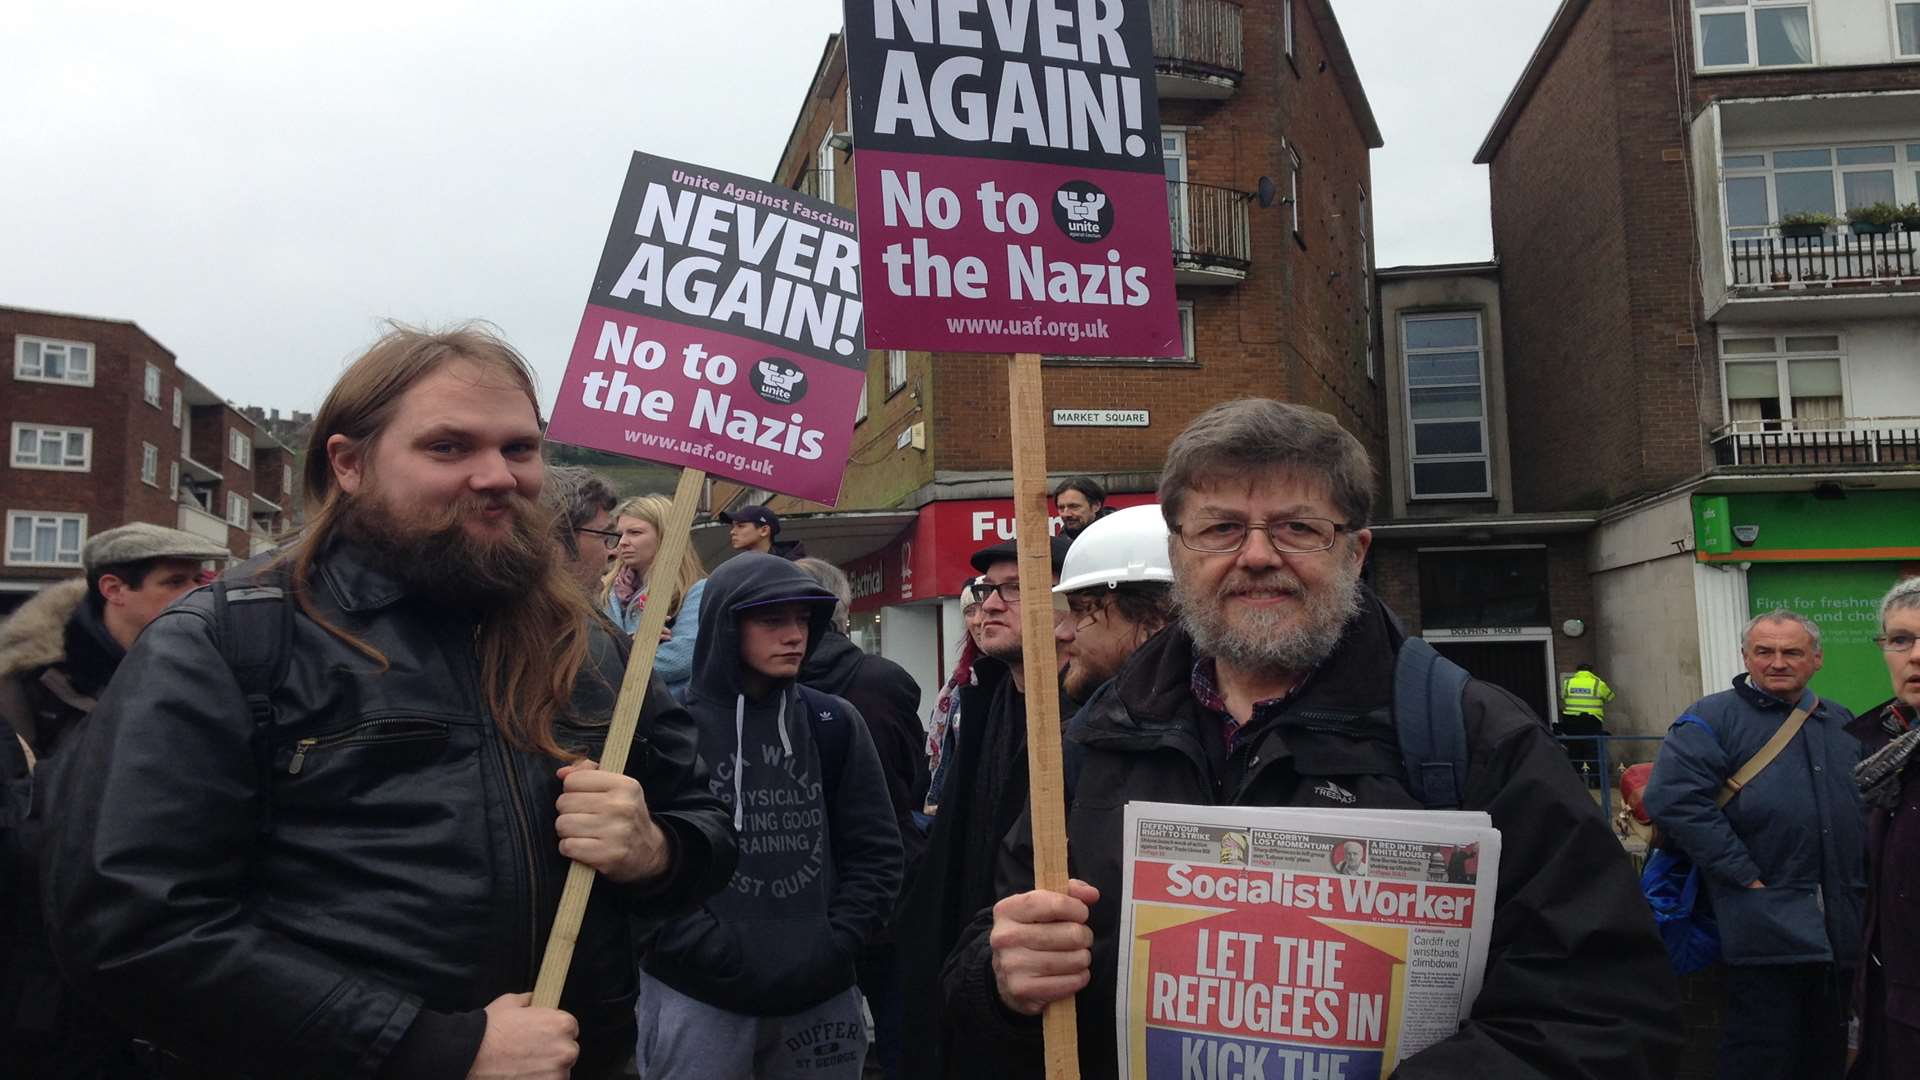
[1473,0,1920,743]
[3,306,299,614]
[703,0,1385,694]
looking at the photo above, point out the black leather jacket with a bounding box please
[39,546,737,1079]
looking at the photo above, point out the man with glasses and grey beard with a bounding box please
[944,398,1680,1080]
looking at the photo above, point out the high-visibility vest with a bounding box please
[1560,670,1614,717]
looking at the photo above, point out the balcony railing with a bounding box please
[1151,0,1244,81]
[1710,417,1920,467]
[1168,180,1251,276]
[1729,231,1920,288]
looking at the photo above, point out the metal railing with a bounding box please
[1729,231,1920,287]
[1554,734,1668,824]
[1167,180,1252,271]
[1150,0,1244,78]
[1710,417,1920,467]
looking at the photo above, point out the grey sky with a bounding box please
[2,0,1555,420]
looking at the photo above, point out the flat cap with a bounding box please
[83,522,233,571]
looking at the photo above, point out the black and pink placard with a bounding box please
[548,152,865,505]
[843,0,1182,357]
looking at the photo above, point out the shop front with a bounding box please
[1694,489,1920,715]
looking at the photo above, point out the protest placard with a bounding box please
[1117,804,1501,1080]
[843,0,1182,357]
[547,151,867,504]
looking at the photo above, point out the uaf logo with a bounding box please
[1052,180,1114,243]
[750,359,808,405]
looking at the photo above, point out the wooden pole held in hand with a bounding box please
[1007,352,1081,1079]
[532,466,707,1008]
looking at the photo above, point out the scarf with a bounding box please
[1855,702,1920,811]
[610,566,647,619]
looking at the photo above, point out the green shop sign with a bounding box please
[1692,490,1920,563]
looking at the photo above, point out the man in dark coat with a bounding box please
[896,534,1068,1078]
[794,557,924,1080]
[954,399,1679,1079]
[1647,609,1864,1080]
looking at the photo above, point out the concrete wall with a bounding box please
[1590,490,1706,738]
[880,603,942,719]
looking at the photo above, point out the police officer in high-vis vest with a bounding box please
[1560,663,1615,728]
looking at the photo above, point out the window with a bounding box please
[5,511,86,568]
[227,492,248,528]
[1419,548,1551,629]
[169,461,180,500]
[143,364,161,407]
[282,464,293,495]
[1163,130,1189,252]
[816,129,837,203]
[1897,3,1920,57]
[10,423,91,471]
[1047,302,1197,363]
[14,336,93,386]
[1721,332,1846,429]
[1286,142,1303,235]
[141,443,159,487]
[855,372,869,424]
[1695,1,1813,70]
[1283,0,1295,61]
[229,429,252,469]
[886,349,908,394]
[172,388,182,428]
[1723,141,1920,239]
[1402,313,1492,498]
[1358,187,1374,380]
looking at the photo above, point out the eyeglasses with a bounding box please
[1066,593,1107,630]
[1874,633,1920,653]
[1175,517,1351,554]
[967,579,1026,606]
[576,526,621,551]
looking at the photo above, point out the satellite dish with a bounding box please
[1257,176,1277,209]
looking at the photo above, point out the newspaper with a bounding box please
[1116,802,1501,1080]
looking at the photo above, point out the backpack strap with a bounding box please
[211,574,296,834]
[1392,637,1473,811]
[796,683,853,808]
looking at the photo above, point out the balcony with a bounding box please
[1730,232,1919,289]
[1710,417,1920,468]
[1151,0,1243,99]
[176,503,232,545]
[1168,180,1251,285]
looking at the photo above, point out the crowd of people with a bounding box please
[1,322,1916,1080]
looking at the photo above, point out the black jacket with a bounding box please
[643,554,902,1016]
[801,629,926,869]
[940,593,1681,1080]
[39,546,737,1080]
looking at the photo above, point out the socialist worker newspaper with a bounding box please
[1116,803,1501,1080]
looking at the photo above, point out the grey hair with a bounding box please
[1742,608,1823,652]
[1158,399,1376,531]
[541,465,618,535]
[1882,577,1920,633]
[794,557,852,634]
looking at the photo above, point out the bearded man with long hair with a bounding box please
[41,324,736,1079]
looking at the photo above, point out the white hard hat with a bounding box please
[1054,504,1173,594]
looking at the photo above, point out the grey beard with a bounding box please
[1174,565,1363,678]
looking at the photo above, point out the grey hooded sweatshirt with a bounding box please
[642,553,903,1016]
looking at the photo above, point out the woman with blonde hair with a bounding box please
[600,494,707,698]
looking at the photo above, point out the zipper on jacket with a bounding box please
[285,718,449,775]
[475,625,543,986]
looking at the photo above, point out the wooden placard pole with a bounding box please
[533,465,707,1008]
[1007,352,1081,1079]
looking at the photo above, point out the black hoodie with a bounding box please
[643,554,903,1016]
